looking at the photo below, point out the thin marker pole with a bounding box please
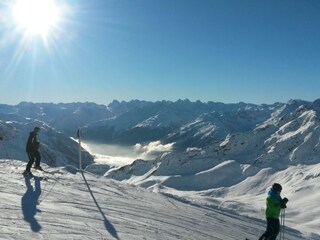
[77,128,82,171]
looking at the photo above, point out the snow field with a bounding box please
[0,160,311,240]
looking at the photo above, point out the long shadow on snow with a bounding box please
[22,175,42,232]
[81,172,120,240]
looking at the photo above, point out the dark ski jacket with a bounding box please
[26,131,40,153]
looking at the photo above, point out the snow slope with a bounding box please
[102,101,320,237]
[0,160,311,240]
[1,99,320,239]
[0,118,93,167]
[104,150,320,237]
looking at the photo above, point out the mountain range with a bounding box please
[1,98,320,237]
[0,99,284,147]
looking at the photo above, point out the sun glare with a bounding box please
[13,0,60,39]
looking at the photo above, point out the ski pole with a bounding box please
[280,209,285,240]
[283,209,286,240]
[280,210,283,240]
[77,128,82,171]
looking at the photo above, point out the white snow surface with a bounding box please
[1,100,320,239]
[100,106,320,238]
[103,152,320,238]
[0,159,315,240]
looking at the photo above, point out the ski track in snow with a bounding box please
[0,160,311,240]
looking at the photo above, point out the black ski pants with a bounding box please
[26,151,41,171]
[259,217,280,240]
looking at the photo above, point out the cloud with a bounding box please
[134,141,174,159]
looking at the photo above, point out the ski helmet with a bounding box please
[272,183,282,192]
[34,127,41,132]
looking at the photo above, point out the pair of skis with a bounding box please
[23,167,59,179]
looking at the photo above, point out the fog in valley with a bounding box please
[82,141,174,167]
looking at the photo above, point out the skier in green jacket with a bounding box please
[259,183,288,240]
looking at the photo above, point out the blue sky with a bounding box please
[1,0,320,105]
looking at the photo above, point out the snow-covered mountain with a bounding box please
[1,99,320,237]
[102,99,320,236]
[0,102,112,135]
[82,99,283,147]
[0,115,93,167]
[0,100,283,148]
[0,159,313,239]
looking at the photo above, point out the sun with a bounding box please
[12,0,60,40]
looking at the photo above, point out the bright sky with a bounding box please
[0,0,320,105]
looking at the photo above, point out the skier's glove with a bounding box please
[281,197,289,208]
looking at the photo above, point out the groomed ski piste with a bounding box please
[0,160,315,240]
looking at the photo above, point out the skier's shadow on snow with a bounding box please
[22,175,42,232]
[81,172,120,240]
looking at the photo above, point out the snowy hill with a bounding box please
[0,159,312,240]
[102,99,320,237]
[0,117,93,167]
[1,99,320,238]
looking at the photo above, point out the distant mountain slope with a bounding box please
[0,100,285,148]
[220,99,320,166]
[0,102,112,135]
[105,99,320,181]
[0,117,93,167]
[103,99,320,236]
[82,100,284,147]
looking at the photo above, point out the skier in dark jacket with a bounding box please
[259,183,289,240]
[24,127,43,175]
